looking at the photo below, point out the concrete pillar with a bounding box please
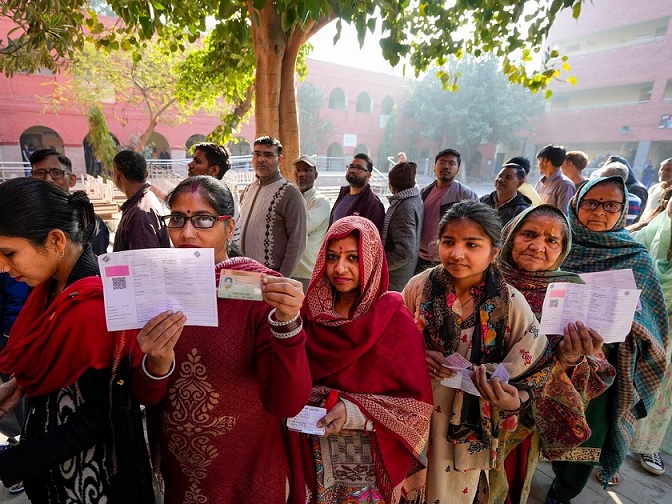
[633,140,652,176]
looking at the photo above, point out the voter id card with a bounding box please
[217,269,263,301]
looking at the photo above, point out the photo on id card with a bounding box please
[217,269,264,301]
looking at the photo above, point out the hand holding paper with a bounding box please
[440,353,509,397]
[539,282,641,343]
[136,310,187,377]
[98,248,218,331]
[286,406,326,435]
[471,364,521,410]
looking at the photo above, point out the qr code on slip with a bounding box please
[112,277,127,290]
[549,299,559,308]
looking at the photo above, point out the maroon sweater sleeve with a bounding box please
[255,308,312,418]
[131,341,171,406]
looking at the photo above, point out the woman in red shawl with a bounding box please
[0,178,154,503]
[290,216,434,504]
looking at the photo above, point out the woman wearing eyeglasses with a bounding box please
[134,176,312,504]
[544,176,668,504]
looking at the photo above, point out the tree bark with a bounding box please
[248,1,285,139]
[247,3,334,178]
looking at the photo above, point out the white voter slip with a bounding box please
[98,248,218,331]
[286,406,326,435]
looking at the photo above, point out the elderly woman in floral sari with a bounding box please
[288,216,434,504]
[489,204,615,504]
[546,177,668,503]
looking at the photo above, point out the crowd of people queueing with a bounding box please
[0,146,669,504]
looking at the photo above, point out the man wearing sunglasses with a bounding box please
[329,153,385,234]
[29,149,110,255]
[112,149,170,251]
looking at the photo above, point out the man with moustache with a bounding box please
[479,162,531,225]
[291,155,331,290]
[238,136,306,277]
[329,153,385,234]
[415,148,478,273]
[29,148,110,254]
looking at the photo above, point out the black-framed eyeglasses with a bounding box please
[346,164,369,173]
[252,151,278,159]
[31,168,67,180]
[578,199,625,213]
[161,214,231,229]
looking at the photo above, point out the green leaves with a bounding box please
[572,1,582,19]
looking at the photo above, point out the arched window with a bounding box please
[356,92,373,113]
[227,138,251,157]
[380,96,394,115]
[328,88,347,110]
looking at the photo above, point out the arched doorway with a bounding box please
[144,132,170,160]
[227,138,252,156]
[185,134,207,157]
[20,126,65,162]
[354,144,370,156]
[326,142,344,171]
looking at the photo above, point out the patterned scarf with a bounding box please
[420,264,509,363]
[382,186,420,244]
[495,204,613,462]
[499,204,582,317]
[419,263,513,443]
[305,216,387,325]
[293,216,433,504]
[563,176,668,485]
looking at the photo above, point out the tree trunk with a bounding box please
[247,4,333,179]
[248,1,285,139]
[278,30,306,180]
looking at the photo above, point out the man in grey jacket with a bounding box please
[382,162,424,291]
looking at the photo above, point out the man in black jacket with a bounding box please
[479,163,531,226]
[329,153,385,235]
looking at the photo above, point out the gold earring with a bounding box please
[57,250,64,259]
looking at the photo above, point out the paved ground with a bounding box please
[1,444,670,503]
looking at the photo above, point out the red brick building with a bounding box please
[0,15,418,175]
[524,0,672,174]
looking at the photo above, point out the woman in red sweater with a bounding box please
[134,176,312,504]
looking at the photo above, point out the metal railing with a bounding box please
[0,163,31,182]
[0,155,391,201]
